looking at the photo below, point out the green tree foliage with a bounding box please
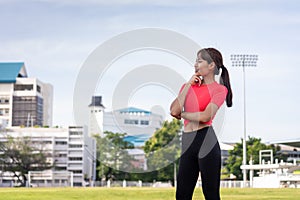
[142,119,182,183]
[225,136,281,180]
[0,135,52,186]
[94,131,135,181]
[94,119,183,183]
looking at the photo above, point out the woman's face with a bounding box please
[194,53,213,76]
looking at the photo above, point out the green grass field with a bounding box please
[0,187,299,200]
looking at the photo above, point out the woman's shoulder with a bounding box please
[212,82,228,93]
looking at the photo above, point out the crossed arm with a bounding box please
[180,103,219,123]
[170,83,220,123]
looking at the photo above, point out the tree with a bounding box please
[94,131,135,181]
[0,134,52,186]
[143,119,182,183]
[225,136,281,180]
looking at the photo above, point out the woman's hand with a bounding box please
[188,73,202,86]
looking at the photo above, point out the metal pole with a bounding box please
[242,59,247,187]
[174,162,177,188]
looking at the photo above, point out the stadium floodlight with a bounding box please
[231,54,258,187]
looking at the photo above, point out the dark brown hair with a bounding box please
[198,48,233,107]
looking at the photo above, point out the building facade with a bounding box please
[103,107,163,147]
[0,126,96,187]
[88,96,105,136]
[0,62,53,127]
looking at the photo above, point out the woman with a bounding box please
[170,48,233,200]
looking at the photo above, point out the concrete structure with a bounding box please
[0,126,96,187]
[88,96,105,136]
[269,139,300,163]
[103,107,163,147]
[0,62,53,127]
[240,149,300,188]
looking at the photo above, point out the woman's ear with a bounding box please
[209,62,216,70]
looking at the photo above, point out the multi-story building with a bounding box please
[0,62,53,127]
[0,126,96,187]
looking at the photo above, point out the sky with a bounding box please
[0,0,299,143]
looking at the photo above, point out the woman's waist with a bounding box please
[183,122,212,133]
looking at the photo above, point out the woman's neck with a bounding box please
[202,75,215,85]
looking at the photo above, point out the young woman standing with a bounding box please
[170,48,233,200]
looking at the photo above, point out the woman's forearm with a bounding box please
[170,83,191,117]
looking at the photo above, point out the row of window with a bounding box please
[0,109,9,116]
[119,112,150,116]
[91,110,102,113]
[56,141,67,145]
[69,157,82,161]
[14,84,42,93]
[69,144,83,148]
[0,97,9,104]
[69,131,82,136]
[14,84,33,91]
[124,119,149,125]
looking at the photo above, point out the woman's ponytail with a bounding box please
[220,65,233,107]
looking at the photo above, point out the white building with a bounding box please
[0,62,53,127]
[0,126,96,187]
[88,96,164,146]
[88,96,105,136]
[103,107,163,147]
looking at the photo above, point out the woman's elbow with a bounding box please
[170,103,181,117]
[170,109,181,117]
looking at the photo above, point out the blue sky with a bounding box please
[0,0,299,142]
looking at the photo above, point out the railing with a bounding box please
[94,180,251,188]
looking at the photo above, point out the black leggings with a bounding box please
[176,126,221,200]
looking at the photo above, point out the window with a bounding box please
[69,157,82,161]
[73,182,82,186]
[56,141,67,145]
[12,96,43,127]
[69,144,82,148]
[0,97,9,104]
[55,167,67,170]
[37,85,41,93]
[0,109,8,116]
[70,131,82,136]
[72,170,82,174]
[140,120,149,125]
[14,84,34,91]
[124,119,138,125]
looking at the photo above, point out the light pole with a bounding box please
[231,54,258,187]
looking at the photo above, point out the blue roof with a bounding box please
[117,107,151,114]
[0,62,26,83]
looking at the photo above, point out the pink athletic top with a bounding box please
[179,81,228,126]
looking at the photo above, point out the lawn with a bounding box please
[0,187,299,200]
